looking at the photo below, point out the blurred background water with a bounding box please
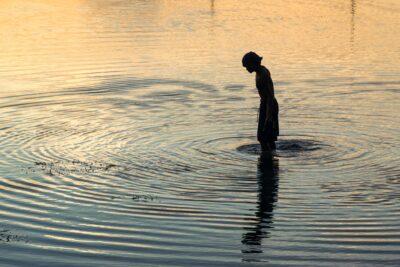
[0,0,399,266]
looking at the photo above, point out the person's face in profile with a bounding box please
[246,66,254,73]
[244,63,255,73]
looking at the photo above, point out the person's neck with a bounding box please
[254,65,263,74]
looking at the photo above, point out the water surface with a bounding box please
[0,0,399,266]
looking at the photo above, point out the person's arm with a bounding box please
[262,76,275,131]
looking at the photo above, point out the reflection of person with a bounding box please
[242,154,279,255]
[242,52,279,152]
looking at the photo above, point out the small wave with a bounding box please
[237,138,326,155]
[278,139,325,152]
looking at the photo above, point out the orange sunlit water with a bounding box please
[1,0,399,92]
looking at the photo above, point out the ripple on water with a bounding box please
[0,0,399,264]
[0,74,399,266]
[237,137,326,156]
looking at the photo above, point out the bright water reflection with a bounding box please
[0,0,399,266]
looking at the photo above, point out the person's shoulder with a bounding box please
[259,66,271,81]
[262,66,271,76]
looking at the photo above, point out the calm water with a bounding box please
[1,0,399,266]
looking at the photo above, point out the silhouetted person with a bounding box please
[242,52,279,152]
[242,154,279,255]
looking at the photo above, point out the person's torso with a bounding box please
[256,66,275,100]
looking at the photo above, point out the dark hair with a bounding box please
[242,51,263,67]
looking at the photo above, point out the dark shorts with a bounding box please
[257,98,279,147]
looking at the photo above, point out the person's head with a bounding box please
[242,51,263,73]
